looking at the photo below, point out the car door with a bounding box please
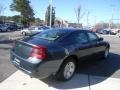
[32,27,42,34]
[87,32,105,54]
[66,32,91,58]
[30,27,35,34]
[75,32,92,58]
[30,27,38,34]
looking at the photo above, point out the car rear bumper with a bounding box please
[10,51,63,79]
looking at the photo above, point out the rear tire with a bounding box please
[56,57,76,81]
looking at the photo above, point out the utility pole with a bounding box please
[94,16,96,28]
[3,7,6,24]
[109,19,111,29]
[0,5,6,24]
[87,11,90,27]
[110,5,115,29]
[49,0,52,28]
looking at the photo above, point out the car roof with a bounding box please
[50,28,92,33]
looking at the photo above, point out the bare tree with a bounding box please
[74,5,85,24]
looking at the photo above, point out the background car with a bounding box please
[0,24,8,32]
[10,29,110,81]
[116,32,120,38]
[96,29,116,35]
[16,24,24,30]
[6,24,19,31]
[21,25,50,36]
[97,29,110,34]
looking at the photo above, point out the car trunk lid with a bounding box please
[12,41,33,59]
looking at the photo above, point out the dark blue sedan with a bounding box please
[10,29,110,81]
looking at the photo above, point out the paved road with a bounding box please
[0,31,22,41]
[0,32,120,82]
[0,48,17,82]
[0,31,21,82]
[0,31,21,36]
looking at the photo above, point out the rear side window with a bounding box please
[87,32,98,41]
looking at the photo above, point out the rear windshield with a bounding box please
[33,30,69,41]
[40,26,50,30]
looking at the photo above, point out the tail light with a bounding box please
[30,45,47,60]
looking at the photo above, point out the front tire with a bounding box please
[102,48,109,59]
[56,57,76,81]
[22,32,26,36]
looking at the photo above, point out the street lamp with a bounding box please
[3,7,6,24]
[49,0,52,28]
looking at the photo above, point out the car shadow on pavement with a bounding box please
[40,52,120,89]
[77,53,120,78]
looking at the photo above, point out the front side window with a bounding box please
[33,30,68,41]
[87,32,98,41]
[65,32,88,43]
[76,33,88,43]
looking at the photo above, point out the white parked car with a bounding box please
[117,32,120,38]
[21,26,50,36]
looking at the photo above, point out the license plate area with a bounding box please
[13,58,20,66]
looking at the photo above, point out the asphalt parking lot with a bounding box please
[76,35,120,79]
[0,31,21,82]
[0,31,22,41]
[0,31,120,84]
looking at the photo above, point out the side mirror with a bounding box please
[98,37,103,41]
